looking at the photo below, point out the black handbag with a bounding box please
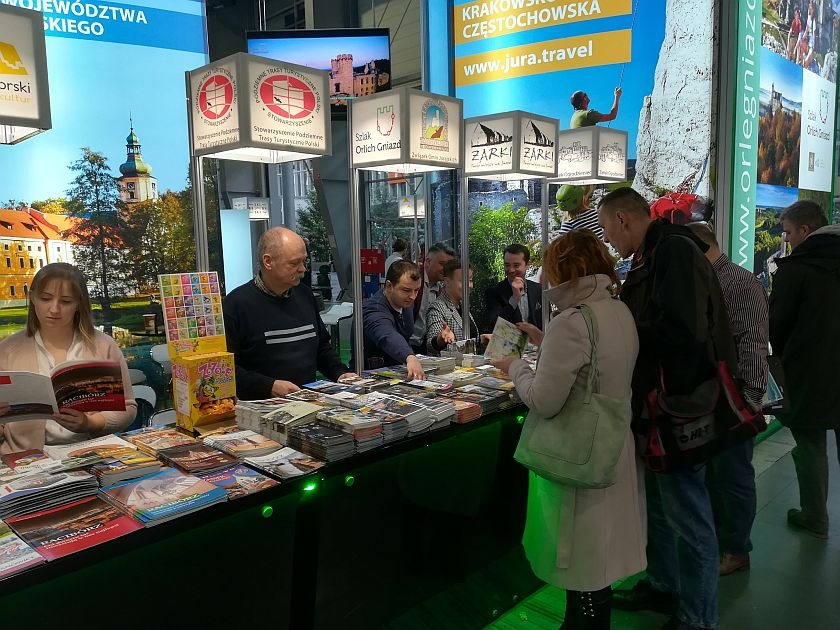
[638,360,768,473]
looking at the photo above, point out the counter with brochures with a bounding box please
[0,407,541,629]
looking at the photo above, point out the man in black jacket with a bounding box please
[770,201,840,540]
[223,227,354,400]
[599,188,737,630]
[484,243,543,331]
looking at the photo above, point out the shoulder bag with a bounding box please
[513,304,632,488]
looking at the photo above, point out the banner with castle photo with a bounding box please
[751,0,839,280]
[425,0,716,205]
[0,0,207,265]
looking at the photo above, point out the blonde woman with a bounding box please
[0,263,136,454]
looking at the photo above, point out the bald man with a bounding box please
[223,227,354,399]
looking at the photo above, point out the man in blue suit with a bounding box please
[362,260,453,379]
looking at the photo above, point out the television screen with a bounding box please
[247,28,391,113]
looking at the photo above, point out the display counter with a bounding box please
[0,408,541,629]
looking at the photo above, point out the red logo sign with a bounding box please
[198,74,234,120]
[258,74,316,119]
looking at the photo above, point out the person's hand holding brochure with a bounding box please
[483,317,528,360]
[0,361,126,423]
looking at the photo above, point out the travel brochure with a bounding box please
[482,318,528,360]
[0,361,126,423]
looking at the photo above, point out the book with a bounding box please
[1,450,62,475]
[89,453,161,487]
[99,468,228,526]
[123,427,197,456]
[244,447,326,480]
[203,430,282,458]
[0,361,126,422]
[157,443,238,475]
[0,520,44,578]
[43,435,139,471]
[6,496,142,561]
[0,470,99,520]
[197,465,280,499]
[483,317,528,360]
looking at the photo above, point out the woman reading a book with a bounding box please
[0,263,136,454]
[425,259,490,356]
[490,231,644,629]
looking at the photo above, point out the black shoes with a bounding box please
[611,579,678,615]
[787,509,828,539]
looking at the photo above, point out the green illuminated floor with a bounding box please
[482,428,840,630]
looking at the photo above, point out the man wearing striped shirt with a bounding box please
[223,227,354,400]
[687,222,768,578]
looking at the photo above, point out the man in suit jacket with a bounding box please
[362,260,451,380]
[485,243,543,330]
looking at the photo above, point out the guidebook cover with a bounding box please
[6,496,142,561]
[483,318,528,360]
[0,361,126,423]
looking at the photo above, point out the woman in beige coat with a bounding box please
[493,231,645,629]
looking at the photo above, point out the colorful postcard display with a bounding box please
[159,272,227,357]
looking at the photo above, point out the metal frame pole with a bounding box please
[186,71,209,271]
[460,173,470,340]
[540,178,549,329]
[348,102,365,374]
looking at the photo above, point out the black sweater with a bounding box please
[223,280,348,400]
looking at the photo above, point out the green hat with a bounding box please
[555,184,585,213]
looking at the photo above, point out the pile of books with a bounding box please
[42,435,140,471]
[244,446,326,480]
[356,392,433,435]
[288,422,355,462]
[89,450,161,486]
[315,406,384,453]
[99,468,228,526]
[123,426,197,457]
[428,369,482,388]
[441,384,508,415]
[0,470,99,520]
[450,399,482,424]
[473,375,517,393]
[157,443,238,475]
[203,429,282,458]
[197,465,280,499]
[262,400,325,444]
[235,398,298,432]
[417,354,455,374]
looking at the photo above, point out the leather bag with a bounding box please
[513,304,632,489]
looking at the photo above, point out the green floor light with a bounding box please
[261,505,274,518]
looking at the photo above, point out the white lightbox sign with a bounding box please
[189,52,331,163]
[464,111,558,180]
[351,86,463,173]
[554,126,627,184]
[0,4,51,145]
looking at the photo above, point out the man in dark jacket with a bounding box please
[599,188,737,630]
[770,200,840,540]
[223,227,354,400]
[484,243,543,331]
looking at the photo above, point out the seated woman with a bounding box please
[426,258,490,356]
[491,230,644,629]
[0,263,137,454]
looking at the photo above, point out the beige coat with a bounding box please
[0,330,136,455]
[508,274,646,592]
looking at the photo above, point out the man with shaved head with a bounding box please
[223,227,354,400]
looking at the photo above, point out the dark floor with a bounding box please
[483,428,840,630]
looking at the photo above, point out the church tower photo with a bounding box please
[117,120,158,203]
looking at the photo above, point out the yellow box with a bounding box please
[171,351,237,431]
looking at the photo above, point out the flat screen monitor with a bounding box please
[247,28,391,114]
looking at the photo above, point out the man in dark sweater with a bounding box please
[223,227,354,400]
